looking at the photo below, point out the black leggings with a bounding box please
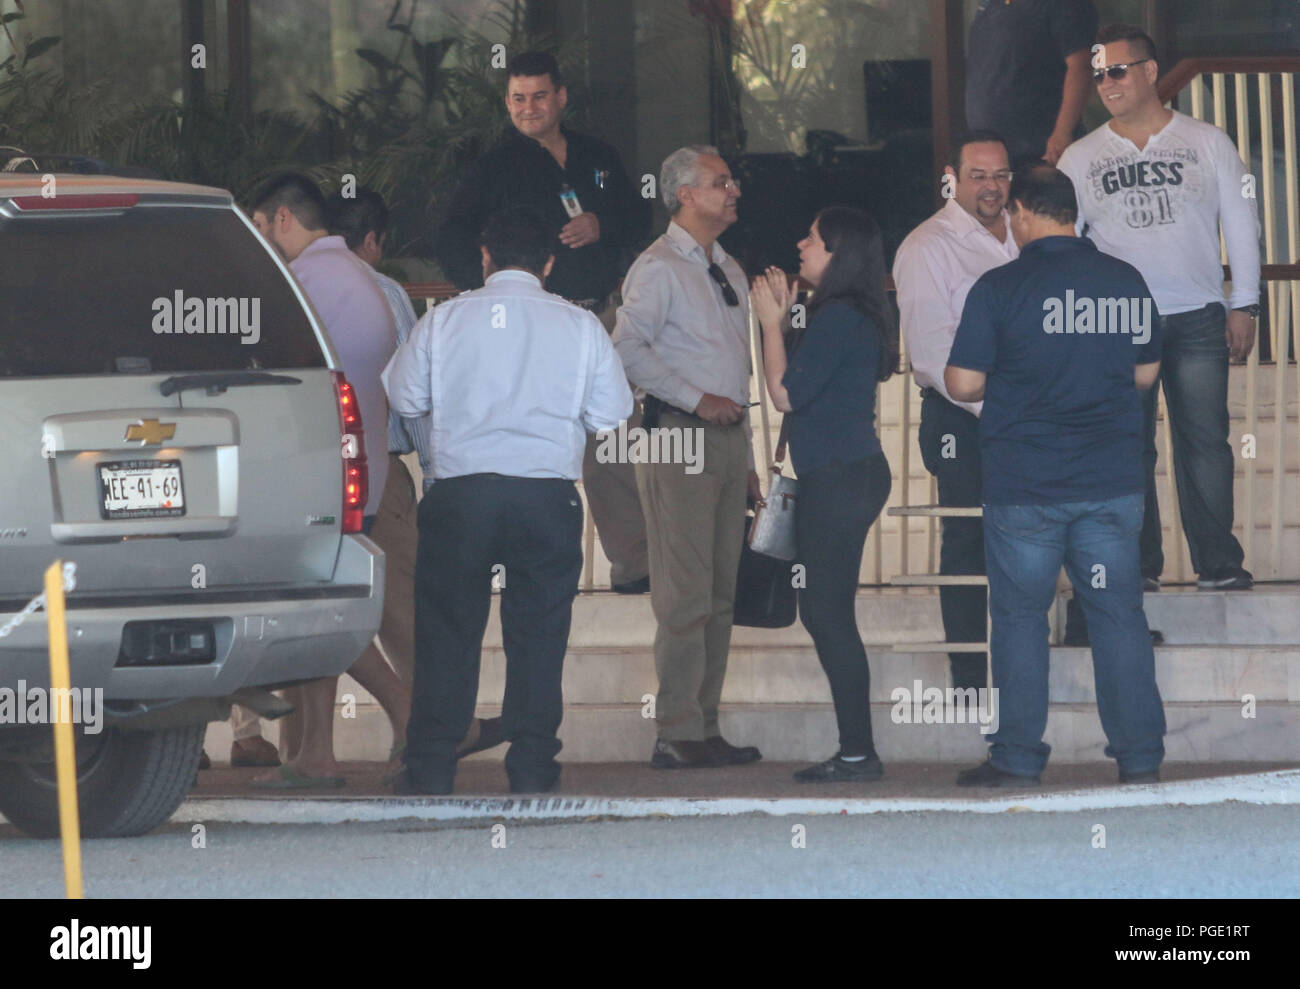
[794,453,892,757]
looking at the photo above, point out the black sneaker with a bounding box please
[1197,569,1253,591]
[956,758,1041,787]
[793,753,883,783]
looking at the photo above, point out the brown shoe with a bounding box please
[231,736,281,768]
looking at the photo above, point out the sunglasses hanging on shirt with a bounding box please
[708,262,740,307]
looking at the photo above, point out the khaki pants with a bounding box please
[582,293,649,586]
[369,454,419,684]
[635,414,749,740]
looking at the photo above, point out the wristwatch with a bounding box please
[1233,304,1261,319]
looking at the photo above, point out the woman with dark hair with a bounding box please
[751,205,899,782]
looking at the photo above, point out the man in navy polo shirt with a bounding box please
[945,165,1166,787]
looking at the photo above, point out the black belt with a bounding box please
[642,394,703,428]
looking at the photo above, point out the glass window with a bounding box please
[0,206,326,375]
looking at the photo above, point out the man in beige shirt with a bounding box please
[613,145,763,769]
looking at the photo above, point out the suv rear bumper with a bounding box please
[0,535,383,700]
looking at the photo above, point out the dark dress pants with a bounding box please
[918,390,987,689]
[406,473,583,790]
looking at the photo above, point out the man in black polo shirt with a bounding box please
[965,0,1098,165]
[945,165,1166,787]
[435,51,652,592]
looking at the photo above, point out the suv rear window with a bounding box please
[0,204,328,375]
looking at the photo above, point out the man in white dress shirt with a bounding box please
[892,132,1019,690]
[328,188,505,761]
[613,145,764,770]
[383,206,633,795]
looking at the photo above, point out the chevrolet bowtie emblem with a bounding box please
[125,419,177,445]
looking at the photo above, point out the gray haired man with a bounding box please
[613,145,763,769]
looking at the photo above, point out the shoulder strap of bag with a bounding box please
[774,414,791,468]
[771,306,807,470]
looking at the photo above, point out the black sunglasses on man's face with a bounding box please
[707,262,739,307]
[1093,58,1152,83]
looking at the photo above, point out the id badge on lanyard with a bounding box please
[560,184,583,218]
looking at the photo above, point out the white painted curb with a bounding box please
[171,769,1300,825]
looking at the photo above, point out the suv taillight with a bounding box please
[334,372,368,534]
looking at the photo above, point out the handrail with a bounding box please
[1158,57,1300,105]
[403,275,899,303]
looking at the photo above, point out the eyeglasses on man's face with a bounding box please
[1093,58,1152,83]
[702,176,741,193]
[707,262,739,306]
[966,169,1013,184]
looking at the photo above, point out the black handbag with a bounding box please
[733,514,798,628]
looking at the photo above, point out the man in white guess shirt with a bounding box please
[1058,23,1261,592]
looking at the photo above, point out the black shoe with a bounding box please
[1149,628,1164,646]
[650,738,714,769]
[612,575,650,594]
[457,716,505,759]
[198,749,211,771]
[1142,576,1161,592]
[793,753,883,783]
[391,767,454,796]
[1197,568,1253,591]
[956,758,1041,788]
[508,769,560,794]
[704,735,762,766]
[1119,767,1161,784]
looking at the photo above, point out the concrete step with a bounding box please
[202,586,1300,765]
[547,586,1300,648]
[204,697,1300,764]
[461,644,1299,706]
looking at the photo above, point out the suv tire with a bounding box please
[0,723,205,838]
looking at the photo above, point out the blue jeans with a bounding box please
[1140,303,1245,578]
[984,493,1166,777]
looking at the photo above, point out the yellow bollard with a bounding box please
[44,560,83,899]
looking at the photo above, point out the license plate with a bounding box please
[97,460,185,519]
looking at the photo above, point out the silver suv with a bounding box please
[0,175,383,837]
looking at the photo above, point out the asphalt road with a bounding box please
[3,803,1298,898]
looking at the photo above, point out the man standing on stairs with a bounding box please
[1058,24,1260,603]
[893,131,1019,690]
[434,50,652,594]
[945,164,1166,787]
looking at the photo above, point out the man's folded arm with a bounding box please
[433,163,489,291]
